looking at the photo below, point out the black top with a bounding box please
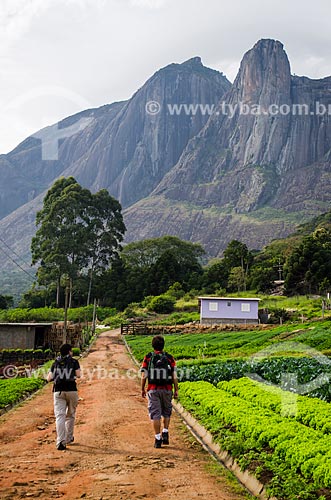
[50,356,80,392]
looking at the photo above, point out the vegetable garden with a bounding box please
[179,380,331,499]
[126,319,331,499]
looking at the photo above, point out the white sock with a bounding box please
[155,433,161,440]
[162,428,168,433]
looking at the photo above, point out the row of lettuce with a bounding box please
[127,320,331,361]
[0,347,80,362]
[179,378,331,499]
[0,378,46,409]
[177,356,331,401]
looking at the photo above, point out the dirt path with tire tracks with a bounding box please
[0,329,250,500]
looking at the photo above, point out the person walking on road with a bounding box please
[141,335,178,448]
[47,343,81,450]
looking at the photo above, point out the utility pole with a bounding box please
[87,268,93,307]
[277,258,283,281]
[273,258,284,281]
[92,298,97,335]
[63,285,69,344]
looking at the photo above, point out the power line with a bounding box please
[0,243,36,281]
[0,234,32,269]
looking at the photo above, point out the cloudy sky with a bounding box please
[0,0,330,153]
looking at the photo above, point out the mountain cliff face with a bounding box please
[151,40,331,211]
[0,57,229,221]
[0,102,125,220]
[65,57,230,208]
[124,39,331,248]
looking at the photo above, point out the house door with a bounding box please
[34,327,45,348]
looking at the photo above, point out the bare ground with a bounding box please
[0,329,251,500]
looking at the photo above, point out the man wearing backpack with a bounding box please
[141,335,178,448]
[47,343,81,450]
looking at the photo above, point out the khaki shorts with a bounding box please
[147,389,173,420]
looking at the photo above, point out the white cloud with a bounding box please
[0,0,51,49]
[129,0,167,8]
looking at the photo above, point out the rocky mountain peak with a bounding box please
[180,56,203,68]
[233,38,291,103]
[150,37,331,232]
[155,55,227,81]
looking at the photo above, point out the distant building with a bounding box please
[199,297,260,325]
[0,323,53,349]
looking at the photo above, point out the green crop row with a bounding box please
[126,320,331,364]
[218,377,331,434]
[178,356,331,401]
[179,381,331,499]
[126,328,278,361]
[0,378,45,408]
[0,348,54,363]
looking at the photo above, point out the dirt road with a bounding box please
[0,330,250,500]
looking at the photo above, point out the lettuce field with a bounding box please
[126,320,331,499]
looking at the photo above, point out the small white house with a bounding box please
[199,297,260,325]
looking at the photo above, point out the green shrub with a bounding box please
[155,311,200,325]
[141,296,154,308]
[72,347,80,356]
[0,306,118,323]
[0,307,63,323]
[67,306,117,322]
[166,282,185,299]
[183,290,199,301]
[148,295,175,313]
[267,308,292,324]
[104,312,126,328]
[123,305,137,317]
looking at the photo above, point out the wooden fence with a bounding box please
[121,322,268,336]
[121,323,149,335]
[120,323,178,335]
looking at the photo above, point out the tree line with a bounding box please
[9,177,331,310]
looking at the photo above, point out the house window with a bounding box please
[227,301,231,307]
[209,302,218,311]
[241,303,251,312]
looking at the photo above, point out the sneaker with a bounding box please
[162,432,169,445]
[154,438,162,448]
[66,437,74,445]
[57,442,66,450]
